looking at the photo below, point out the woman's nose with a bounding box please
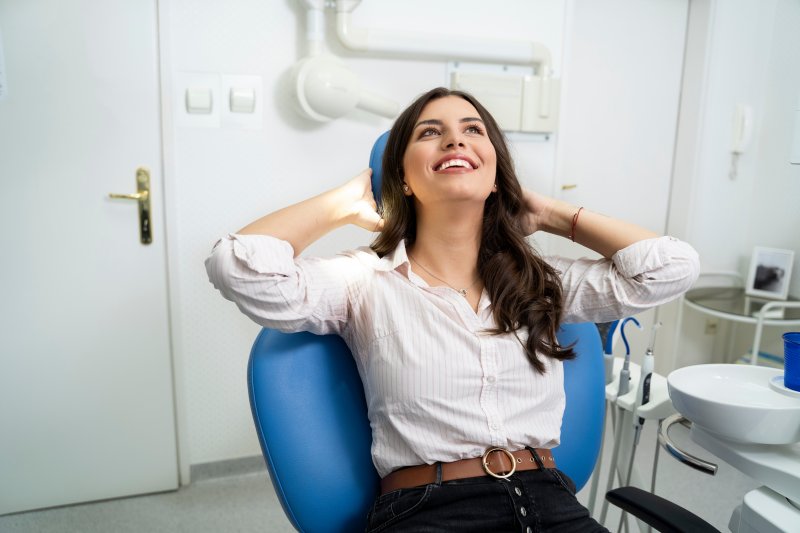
[442,130,465,149]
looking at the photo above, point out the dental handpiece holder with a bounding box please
[605,358,675,422]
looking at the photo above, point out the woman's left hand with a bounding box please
[520,188,556,235]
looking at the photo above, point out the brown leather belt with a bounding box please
[380,447,555,495]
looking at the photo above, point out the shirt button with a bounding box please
[487,375,496,383]
[520,506,527,517]
[515,487,522,496]
[491,423,499,430]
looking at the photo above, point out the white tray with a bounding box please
[769,375,800,399]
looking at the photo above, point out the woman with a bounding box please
[206,87,699,532]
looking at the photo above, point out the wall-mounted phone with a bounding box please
[791,96,800,165]
[731,104,754,153]
[729,103,754,179]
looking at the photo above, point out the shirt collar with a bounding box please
[374,238,412,277]
[373,239,492,315]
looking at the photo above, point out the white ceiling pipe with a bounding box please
[335,12,552,71]
[334,7,554,117]
[302,0,326,56]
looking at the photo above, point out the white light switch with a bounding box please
[186,87,213,114]
[175,73,220,128]
[221,74,262,129]
[230,87,255,113]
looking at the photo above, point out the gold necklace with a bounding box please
[408,254,481,297]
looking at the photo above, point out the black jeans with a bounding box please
[366,451,609,533]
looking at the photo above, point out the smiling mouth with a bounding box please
[435,159,475,172]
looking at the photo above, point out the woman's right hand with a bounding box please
[337,168,384,232]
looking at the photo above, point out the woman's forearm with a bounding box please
[236,169,380,257]
[540,199,658,258]
[237,187,349,257]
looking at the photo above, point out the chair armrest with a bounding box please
[605,486,720,533]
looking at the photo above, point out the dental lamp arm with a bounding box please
[236,169,382,256]
[333,5,553,74]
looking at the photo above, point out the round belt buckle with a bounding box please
[482,447,516,479]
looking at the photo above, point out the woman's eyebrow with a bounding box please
[413,117,485,129]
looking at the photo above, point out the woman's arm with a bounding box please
[237,168,383,256]
[522,188,700,323]
[204,168,383,336]
[521,189,657,258]
[549,239,700,324]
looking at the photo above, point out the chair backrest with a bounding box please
[246,134,606,533]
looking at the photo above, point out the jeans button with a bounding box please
[520,506,527,517]
[515,487,522,496]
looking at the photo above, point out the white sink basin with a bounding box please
[667,364,800,444]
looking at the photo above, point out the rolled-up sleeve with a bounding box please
[204,234,368,335]
[547,236,700,324]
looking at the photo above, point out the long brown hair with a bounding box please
[371,87,574,373]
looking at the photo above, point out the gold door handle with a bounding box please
[109,168,152,244]
[561,184,577,191]
[109,191,148,201]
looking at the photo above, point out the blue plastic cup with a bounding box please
[784,332,800,391]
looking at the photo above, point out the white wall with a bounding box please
[163,0,689,466]
[552,0,688,374]
[666,0,800,369]
[746,0,800,296]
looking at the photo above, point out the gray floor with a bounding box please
[0,422,759,533]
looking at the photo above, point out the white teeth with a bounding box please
[436,159,472,171]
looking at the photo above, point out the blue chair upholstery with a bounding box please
[248,324,603,533]
[248,331,378,532]
[553,322,605,489]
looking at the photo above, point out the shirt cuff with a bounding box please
[228,233,297,276]
[611,236,679,278]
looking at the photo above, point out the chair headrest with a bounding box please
[368,131,390,207]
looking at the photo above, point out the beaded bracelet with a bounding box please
[569,207,584,242]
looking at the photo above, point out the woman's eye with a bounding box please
[420,127,440,137]
[465,124,483,134]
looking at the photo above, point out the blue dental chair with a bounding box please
[246,133,719,533]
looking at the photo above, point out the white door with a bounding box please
[539,0,689,359]
[0,0,178,515]
[549,0,689,258]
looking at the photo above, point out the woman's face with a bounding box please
[402,96,497,207]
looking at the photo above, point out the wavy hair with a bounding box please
[370,87,574,373]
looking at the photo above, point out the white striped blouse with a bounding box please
[205,234,699,478]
